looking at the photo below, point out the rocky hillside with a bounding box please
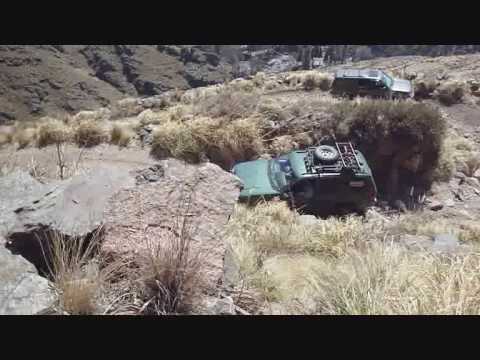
[0,45,233,123]
[2,52,480,315]
[4,45,480,125]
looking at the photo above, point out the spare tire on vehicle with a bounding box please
[314,145,340,164]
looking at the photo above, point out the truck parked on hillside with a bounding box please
[331,69,414,100]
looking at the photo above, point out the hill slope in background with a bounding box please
[0,45,233,123]
[2,45,480,124]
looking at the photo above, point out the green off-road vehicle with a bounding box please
[331,69,414,100]
[232,142,378,215]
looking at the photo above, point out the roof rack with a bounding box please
[336,142,361,172]
[304,142,361,175]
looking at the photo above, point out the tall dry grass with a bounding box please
[151,116,264,168]
[131,190,206,315]
[110,123,136,147]
[41,228,121,315]
[435,130,480,180]
[73,120,109,148]
[226,202,480,315]
[37,118,72,148]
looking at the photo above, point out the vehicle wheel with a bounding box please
[314,145,340,164]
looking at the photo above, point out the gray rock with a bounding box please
[399,234,433,250]
[101,159,242,290]
[433,234,460,253]
[465,177,480,188]
[428,200,444,211]
[454,172,467,180]
[135,164,165,184]
[473,169,480,180]
[0,246,55,315]
[298,215,319,226]
[445,199,455,207]
[139,126,154,146]
[9,167,135,239]
[0,171,62,238]
[264,55,299,74]
[200,296,236,315]
[3,167,136,271]
[223,244,241,288]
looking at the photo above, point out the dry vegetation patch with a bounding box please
[435,130,480,180]
[43,229,119,315]
[226,202,480,315]
[110,123,137,147]
[37,118,72,148]
[73,120,109,148]
[151,116,264,168]
[435,81,467,106]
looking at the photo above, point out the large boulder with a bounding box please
[2,160,241,295]
[0,245,55,315]
[4,167,135,271]
[101,159,242,289]
[0,171,57,238]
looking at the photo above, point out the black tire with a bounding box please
[314,145,340,164]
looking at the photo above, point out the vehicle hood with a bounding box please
[232,160,281,198]
[392,78,413,94]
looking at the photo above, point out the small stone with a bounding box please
[399,234,433,250]
[146,174,160,183]
[445,199,455,207]
[298,215,318,226]
[454,172,467,180]
[474,169,480,180]
[428,201,444,211]
[201,296,236,315]
[465,177,480,188]
[433,234,460,253]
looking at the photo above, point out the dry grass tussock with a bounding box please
[435,80,467,106]
[286,71,333,91]
[193,88,260,120]
[73,120,109,148]
[0,132,12,147]
[110,123,137,147]
[42,228,123,315]
[391,214,480,243]
[72,108,111,123]
[414,77,439,99]
[226,202,480,314]
[110,98,144,119]
[326,99,446,190]
[151,116,264,168]
[435,130,480,180]
[283,244,480,315]
[131,215,205,315]
[37,117,72,147]
[13,127,38,149]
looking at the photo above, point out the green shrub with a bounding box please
[326,99,446,193]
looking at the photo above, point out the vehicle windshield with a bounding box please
[269,158,293,191]
[382,72,394,88]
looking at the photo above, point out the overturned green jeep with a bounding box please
[232,142,378,215]
[331,69,414,100]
